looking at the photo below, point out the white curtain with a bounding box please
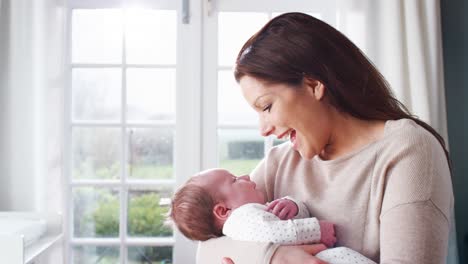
[0,0,66,262]
[337,0,448,140]
[337,0,458,263]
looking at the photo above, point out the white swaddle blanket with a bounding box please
[0,214,47,246]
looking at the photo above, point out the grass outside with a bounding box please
[73,159,261,180]
[219,159,261,176]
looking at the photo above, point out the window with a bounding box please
[67,2,188,263]
[201,1,338,172]
[66,1,337,263]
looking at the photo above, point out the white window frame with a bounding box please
[64,0,201,263]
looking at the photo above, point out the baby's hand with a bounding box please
[266,198,299,220]
[319,220,336,248]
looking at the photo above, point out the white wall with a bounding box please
[0,0,37,211]
[0,0,66,212]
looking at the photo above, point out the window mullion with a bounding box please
[202,1,219,170]
[65,6,74,264]
[120,8,128,264]
[172,0,203,263]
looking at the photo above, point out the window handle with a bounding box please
[182,0,190,24]
[206,0,214,16]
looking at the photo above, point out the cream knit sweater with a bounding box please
[197,119,453,264]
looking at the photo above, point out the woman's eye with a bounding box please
[263,104,272,112]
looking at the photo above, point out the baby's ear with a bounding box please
[213,202,230,221]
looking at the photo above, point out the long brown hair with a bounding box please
[234,12,451,170]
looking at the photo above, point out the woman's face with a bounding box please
[239,75,332,159]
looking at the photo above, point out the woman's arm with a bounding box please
[380,202,450,263]
[197,236,279,264]
[219,244,329,264]
[379,131,453,263]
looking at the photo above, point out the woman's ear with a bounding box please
[213,202,231,221]
[304,77,325,101]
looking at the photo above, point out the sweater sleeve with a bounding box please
[380,201,450,264]
[379,130,453,263]
[196,237,279,264]
[317,247,377,264]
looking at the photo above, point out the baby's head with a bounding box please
[169,168,265,241]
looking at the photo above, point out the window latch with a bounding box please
[182,0,190,24]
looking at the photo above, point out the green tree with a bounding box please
[93,192,172,263]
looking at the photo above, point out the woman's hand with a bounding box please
[272,244,328,264]
[221,244,328,264]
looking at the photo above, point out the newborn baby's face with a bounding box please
[197,169,265,209]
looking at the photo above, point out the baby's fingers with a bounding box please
[266,200,280,211]
[271,202,286,216]
[277,207,290,220]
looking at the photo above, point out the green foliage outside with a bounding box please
[127,193,172,237]
[220,159,261,176]
[91,193,172,263]
[128,165,173,180]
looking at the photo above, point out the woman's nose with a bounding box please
[259,117,274,137]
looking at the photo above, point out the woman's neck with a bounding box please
[320,113,386,160]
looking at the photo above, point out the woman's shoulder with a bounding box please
[382,118,443,152]
[375,118,450,175]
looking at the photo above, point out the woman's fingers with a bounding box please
[298,244,328,255]
[271,244,329,264]
[221,257,235,264]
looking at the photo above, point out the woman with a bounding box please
[197,12,453,264]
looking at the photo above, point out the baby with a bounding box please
[169,168,376,264]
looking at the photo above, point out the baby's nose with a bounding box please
[239,175,250,181]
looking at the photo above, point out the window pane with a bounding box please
[128,246,173,264]
[218,70,257,125]
[126,68,175,121]
[72,68,121,121]
[73,187,120,238]
[128,188,173,237]
[218,129,264,175]
[73,246,120,264]
[125,9,176,64]
[127,128,174,180]
[72,9,123,64]
[72,245,120,264]
[218,12,269,66]
[72,127,121,180]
